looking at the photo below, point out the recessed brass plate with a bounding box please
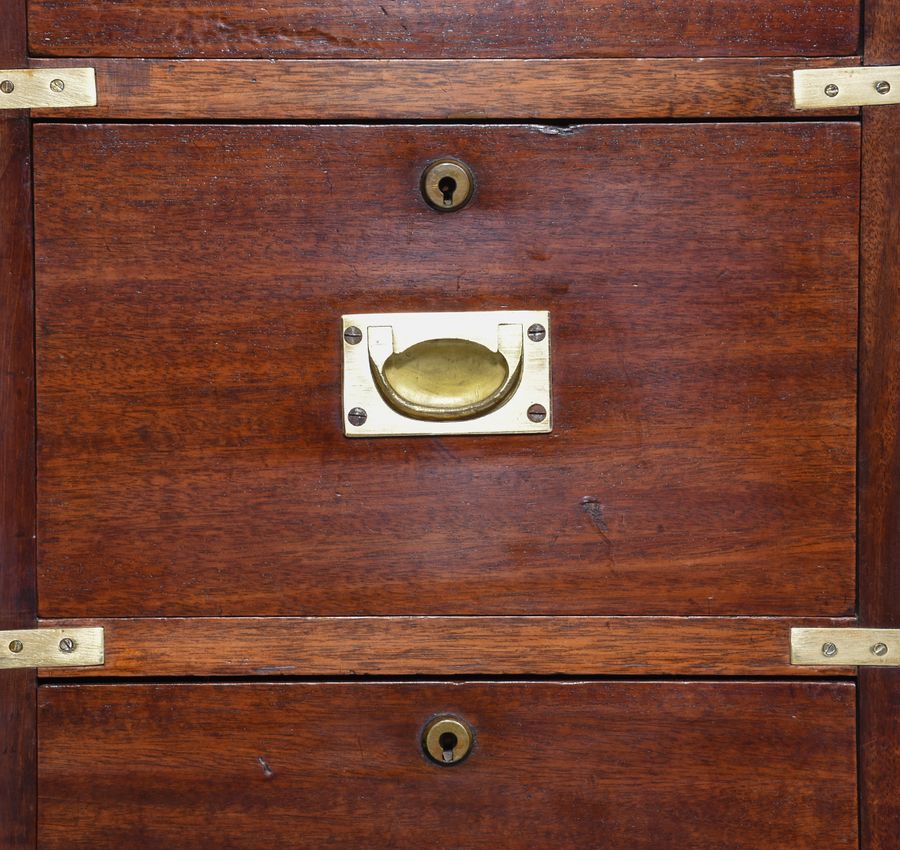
[793,66,900,109]
[0,68,97,110]
[0,628,104,669]
[342,310,551,437]
[791,627,900,666]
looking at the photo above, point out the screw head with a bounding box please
[824,84,840,98]
[347,407,367,427]
[8,640,23,653]
[821,642,838,658]
[527,323,547,342]
[875,80,892,95]
[0,80,14,94]
[872,642,889,657]
[49,78,65,93]
[343,326,363,345]
[58,637,76,654]
[527,403,547,423]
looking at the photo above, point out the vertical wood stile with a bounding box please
[860,1,900,848]
[0,1,37,847]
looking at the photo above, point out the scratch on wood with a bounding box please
[581,496,610,535]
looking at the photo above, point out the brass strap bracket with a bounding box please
[0,628,104,670]
[791,628,900,667]
[793,65,900,109]
[0,68,96,110]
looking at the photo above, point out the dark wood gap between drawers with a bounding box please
[29,116,864,126]
[37,673,861,685]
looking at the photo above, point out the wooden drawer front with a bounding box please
[34,123,858,619]
[38,682,857,849]
[27,0,860,60]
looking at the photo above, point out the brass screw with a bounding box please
[822,642,838,658]
[875,80,892,95]
[527,403,547,423]
[347,407,367,427]
[824,84,840,98]
[58,637,76,653]
[49,79,65,93]
[8,640,24,653]
[343,326,363,345]
[0,80,14,94]
[527,324,546,342]
[872,642,889,657]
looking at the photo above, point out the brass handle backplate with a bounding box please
[341,310,551,437]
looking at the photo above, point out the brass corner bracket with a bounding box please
[0,628,104,669]
[0,68,96,110]
[791,627,900,667]
[793,65,900,109]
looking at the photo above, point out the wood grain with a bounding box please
[0,2,36,848]
[38,681,859,849]
[37,616,857,678]
[26,0,861,59]
[860,0,900,636]
[34,122,859,619]
[859,3,900,848]
[864,0,900,64]
[29,57,861,120]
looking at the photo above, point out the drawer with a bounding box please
[27,0,860,60]
[34,122,859,619]
[38,681,858,849]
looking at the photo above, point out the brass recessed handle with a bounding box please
[342,310,551,437]
[368,323,524,421]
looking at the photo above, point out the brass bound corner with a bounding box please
[0,628,104,669]
[793,65,900,109]
[0,68,97,110]
[791,628,900,666]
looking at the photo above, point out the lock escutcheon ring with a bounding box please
[421,159,475,211]
[422,715,474,765]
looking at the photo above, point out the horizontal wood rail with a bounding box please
[39,617,855,677]
[30,57,860,120]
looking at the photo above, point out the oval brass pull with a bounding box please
[368,324,524,421]
[422,715,474,765]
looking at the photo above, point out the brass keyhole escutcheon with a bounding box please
[422,715,474,766]
[421,159,475,211]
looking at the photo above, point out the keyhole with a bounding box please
[438,176,457,207]
[439,731,458,762]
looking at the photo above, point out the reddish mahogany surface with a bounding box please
[27,0,860,59]
[34,122,859,618]
[0,2,36,848]
[28,57,861,121]
[38,682,859,849]
[858,3,900,847]
[37,615,857,678]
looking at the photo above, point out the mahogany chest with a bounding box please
[1,1,899,847]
